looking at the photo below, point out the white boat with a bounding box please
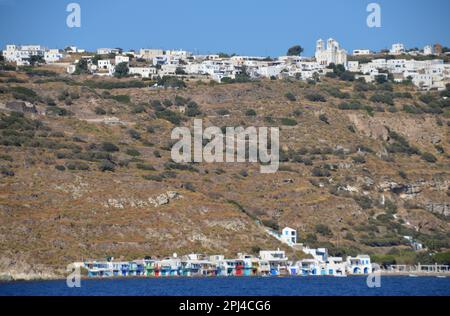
[436,275,446,278]
[408,274,419,277]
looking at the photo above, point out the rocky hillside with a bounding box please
[0,68,449,278]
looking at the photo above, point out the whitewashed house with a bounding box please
[423,45,434,56]
[153,55,167,66]
[129,67,156,78]
[346,255,372,275]
[390,43,405,55]
[115,55,130,65]
[97,48,120,55]
[280,227,297,246]
[98,59,112,70]
[352,49,371,56]
[140,48,164,60]
[44,49,64,63]
[259,250,288,275]
[3,44,46,65]
[347,61,360,72]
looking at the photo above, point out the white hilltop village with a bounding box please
[2,39,450,91]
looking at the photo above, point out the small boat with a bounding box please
[334,274,348,278]
[436,275,446,278]
[408,274,419,277]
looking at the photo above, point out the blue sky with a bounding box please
[0,0,449,56]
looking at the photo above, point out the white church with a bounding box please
[315,38,347,66]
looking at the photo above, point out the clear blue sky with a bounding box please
[0,0,449,56]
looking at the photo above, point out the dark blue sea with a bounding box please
[0,276,449,296]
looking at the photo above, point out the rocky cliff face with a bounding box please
[0,73,449,277]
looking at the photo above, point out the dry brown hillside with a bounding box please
[0,69,449,278]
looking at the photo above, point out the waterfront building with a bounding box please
[259,250,288,276]
[346,255,373,275]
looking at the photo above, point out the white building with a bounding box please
[423,45,434,56]
[140,48,164,60]
[346,255,372,274]
[280,227,297,246]
[347,61,360,72]
[315,38,347,66]
[3,44,46,65]
[65,46,85,54]
[390,43,405,55]
[115,55,130,65]
[97,48,120,55]
[98,59,111,70]
[352,49,371,56]
[44,49,64,63]
[129,67,156,78]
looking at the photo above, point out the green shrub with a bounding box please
[421,152,437,163]
[126,148,141,157]
[155,109,183,125]
[101,142,119,152]
[162,99,173,107]
[46,106,72,116]
[352,156,366,164]
[370,93,394,105]
[95,107,106,115]
[136,163,155,171]
[325,87,350,99]
[315,224,333,236]
[99,161,115,172]
[83,80,146,89]
[285,92,296,101]
[185,101,202,117]
[403,104,422,114]
[11,86,39,102]
[281,117,297,126]
[164,161,198,172]
[338,102,362,110]
[386,131,420,156]
[311,167,331,177]
[262,219,279,231]
[55,165,66,171]
[131,104,146,113]
[184,182,196,192]
[110,94,131,103]
[216,109,230,116]
[419,93,435,104]
[319,114,329,124]
[245,109,257,116]
[66,161,90,171]
[354,195,373,209]
[157,76,186,88]
[128,129,141,140]
[1,168,15,177]
[306,93,326,102]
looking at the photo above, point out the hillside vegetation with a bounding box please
[0,68,449,277]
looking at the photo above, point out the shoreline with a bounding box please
[1,272,449,283]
